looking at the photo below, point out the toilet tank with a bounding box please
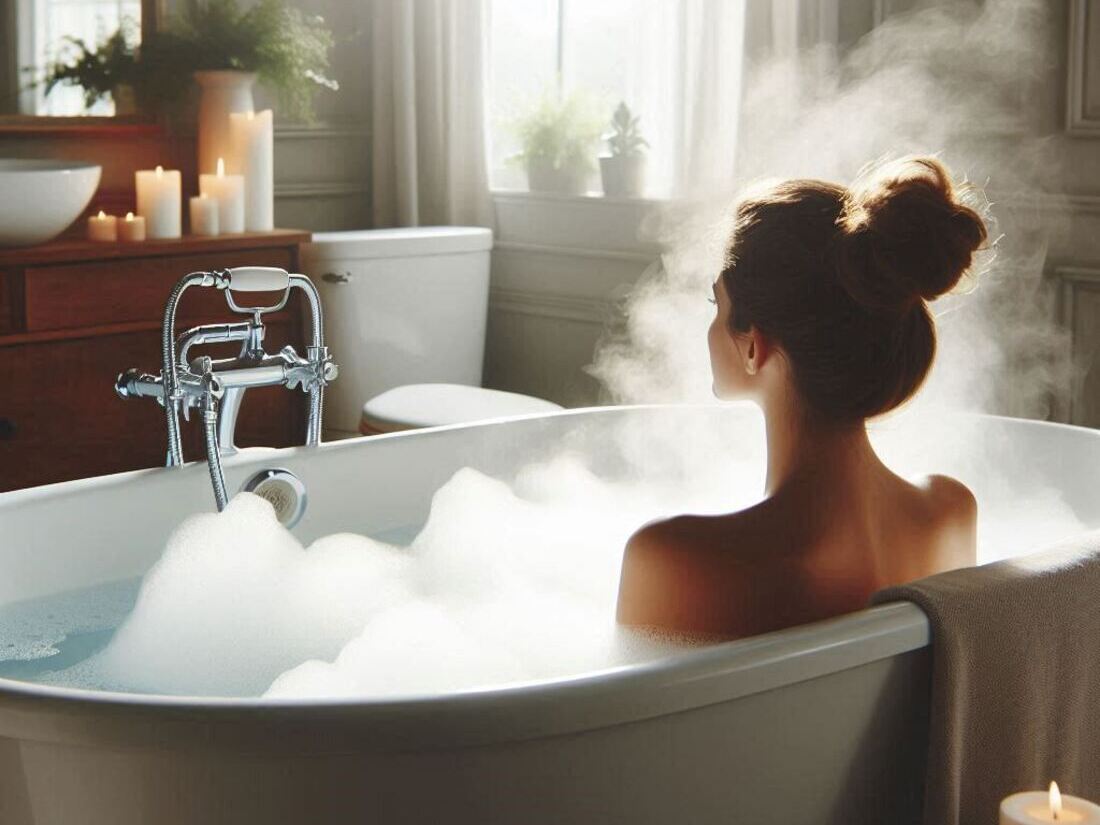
[301,227,493,434]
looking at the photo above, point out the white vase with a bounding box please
[111,84,136,117]
[195,70,256,176]
[599,154,647,198]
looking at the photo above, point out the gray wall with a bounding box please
[1048,0,1100,426]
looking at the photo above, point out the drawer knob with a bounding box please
[322,271,351,284]
[0,418,14,440]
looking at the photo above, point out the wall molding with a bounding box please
[1067,0,1100,136]
[274,122,370,141]
[274,182,369,200]
[1054,264,1100,423]
[489,286,616,326]
[988,191,1100,216]
[1066,193,1100,214]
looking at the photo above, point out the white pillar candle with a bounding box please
[199,158,245,233]
[1001,782,1100,825]
[86,210,117,242]
[117,212,146,242]
[229,109,274,231]
[189,194,219,236]
[135,165,182,239]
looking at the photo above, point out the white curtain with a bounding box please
[596,1,746,197]
[749,0,842,59]
[600,0,849,196]
[368,0,494,229]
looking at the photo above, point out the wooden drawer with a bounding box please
[0,270,17,334]
[0,323,304,492]
[23,247,296,332]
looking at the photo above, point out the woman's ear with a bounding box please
[745,327,771,376]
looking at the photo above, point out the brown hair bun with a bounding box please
[719,156,988,423]
[834,156,987,315]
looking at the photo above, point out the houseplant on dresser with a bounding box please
[35,22,140,116]
[143,0,339,173]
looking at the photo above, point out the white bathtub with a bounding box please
[1,404,1096,825]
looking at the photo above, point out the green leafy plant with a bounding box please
[604,102,648,158]
[511,89,603,174]
[144,0,338,121]
[36,21,139,110]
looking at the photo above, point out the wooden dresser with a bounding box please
[0,230,311,492]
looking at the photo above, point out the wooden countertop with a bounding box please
[0,229,312,268]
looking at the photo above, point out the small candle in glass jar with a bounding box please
[87,210,117,242]
[189,193,219,236]
[117,212,146,242]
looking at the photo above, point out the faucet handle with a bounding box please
[227,266,289,292]
[224,266,292,316]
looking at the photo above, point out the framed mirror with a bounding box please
[0,0,161,131]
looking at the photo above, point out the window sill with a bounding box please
[491,189,661,256]
[491,188,665,208]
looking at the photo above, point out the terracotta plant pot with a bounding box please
[525,157,589,195]
[599,154,647,198]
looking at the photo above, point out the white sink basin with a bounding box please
[0,159,102,246]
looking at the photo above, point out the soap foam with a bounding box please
[67,407,1085,699]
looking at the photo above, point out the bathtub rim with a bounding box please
[1,402,1092,751]
[0,601,930,752]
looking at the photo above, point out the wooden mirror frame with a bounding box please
[0,0,164,135]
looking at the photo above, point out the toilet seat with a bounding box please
[360,383,564,434]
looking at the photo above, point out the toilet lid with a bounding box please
[361,383,563,432]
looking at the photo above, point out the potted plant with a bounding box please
[35,22,139,115]
[511,91,602,195]
[599,102,648,198]
[141,0,337,173]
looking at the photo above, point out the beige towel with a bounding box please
[870,530,1100,825]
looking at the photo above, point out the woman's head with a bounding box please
[708,155,987,424]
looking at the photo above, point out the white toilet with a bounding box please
[302,227,562,437]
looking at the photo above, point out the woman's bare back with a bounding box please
[615,467,976,639]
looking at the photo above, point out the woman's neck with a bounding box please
[762,397,876,496]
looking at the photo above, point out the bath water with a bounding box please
[0,577,140,684]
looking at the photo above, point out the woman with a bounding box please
[616,156,985,639]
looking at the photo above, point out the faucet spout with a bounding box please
[116,267,337,512]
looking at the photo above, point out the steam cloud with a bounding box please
[588,0,1073,420]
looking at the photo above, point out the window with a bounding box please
[18,0,141,115]
[487,0,746,197]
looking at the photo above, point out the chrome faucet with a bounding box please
[116,266,337,511]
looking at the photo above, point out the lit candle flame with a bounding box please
[1051,782,1062,820]
[216,157,225,177]
[97,210,106,219]
[125,212,134,221]
[155,165,163,177]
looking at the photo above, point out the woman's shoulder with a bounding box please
[912,473,977,523]
[906,473,978,570]
[617,510,780,636]
[624,502,779,560]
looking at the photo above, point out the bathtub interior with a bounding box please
[0,403,1097,700]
